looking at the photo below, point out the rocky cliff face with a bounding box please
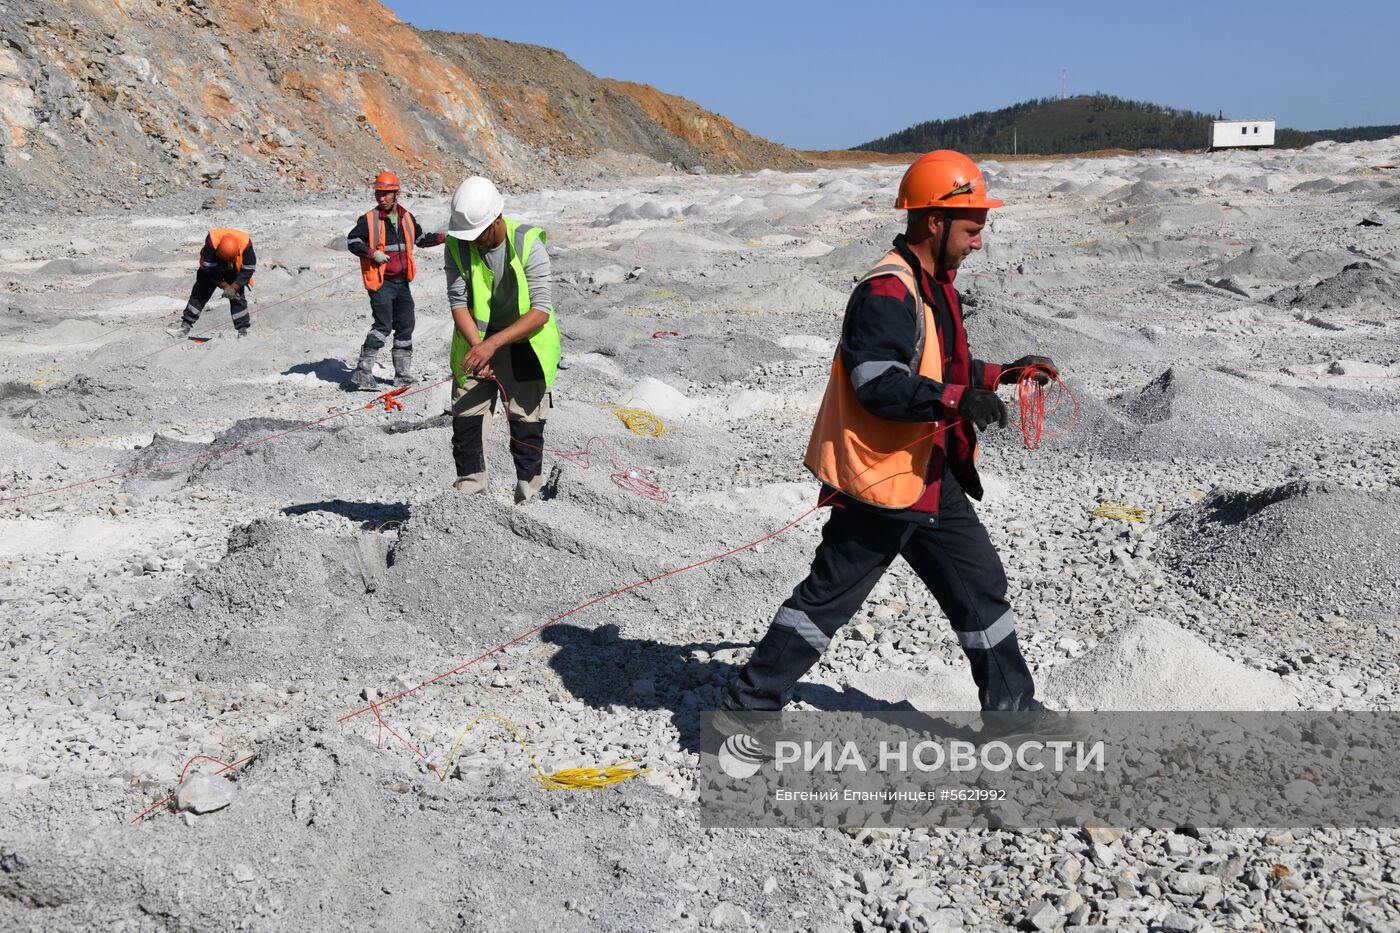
[420,32,805,179]
[0,0,804,206]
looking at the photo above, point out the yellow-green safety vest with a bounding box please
[447,217,561,389]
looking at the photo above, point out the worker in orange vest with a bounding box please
[717,151,1073,743]
[346,171,445,390]
[172,228,256,338]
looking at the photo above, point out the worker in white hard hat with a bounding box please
[443,176,562,503]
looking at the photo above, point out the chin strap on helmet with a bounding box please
[936,210,953,273]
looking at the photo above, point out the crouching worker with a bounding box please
[172,228,255,338]
[444,176,561,504]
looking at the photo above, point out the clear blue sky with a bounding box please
[387,1,1400,150]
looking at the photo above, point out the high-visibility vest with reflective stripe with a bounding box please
[804,250,944,509]
[360,207,417,292]
[446,217,561,389]
[205,227,253,285]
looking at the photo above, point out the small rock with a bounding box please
[1159,911,1198,933]
[1169,873,1221,896]
[1282,779,1317,805]
[232,863,256,883]
[1305,719,1343,749]
[1164,834,1194,856]
[856,868,882,894]
[1024,900,1059,931]
[707,902,751,928]
[851,622,877,643]
[588,264,628,286]
[1091,842,1117,868]
[926,907,963,930]
[173,774,237,814]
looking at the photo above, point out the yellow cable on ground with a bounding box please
[1093,489,1206,524]
[1092,499,1149,523]
[440,713,650,791]
[609,406,665,437]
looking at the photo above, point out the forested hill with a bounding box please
[855,95,1396,154]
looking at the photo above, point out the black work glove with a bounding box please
[1000,355,1058,386]
[957,388,1009,431]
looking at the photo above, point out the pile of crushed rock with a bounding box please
[124,460,802,684]
[0,723,837,930]
[1267,261,1400,312]
[1107,366,1318,458]
[1164,480,1400,622]
[1041,617,1297,711]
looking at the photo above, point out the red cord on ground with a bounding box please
[339,417,968,725]
[129,753,254,824]
[485,375,669,503]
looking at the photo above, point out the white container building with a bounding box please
[1211,119,1276,149]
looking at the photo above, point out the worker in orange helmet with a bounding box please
[346,171,446,390]
[172,228,257,338]
[717,151,1072,745]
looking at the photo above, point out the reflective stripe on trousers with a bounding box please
[725,470,1037,712]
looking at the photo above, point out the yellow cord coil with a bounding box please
[441,713,650,791]
[1092,499,1149,523]
[609,406,665,437]
[1092,489,1205,524]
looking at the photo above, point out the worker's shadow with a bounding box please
[540,623,972,754]
[282,498,410,530]
[283,358,354,389]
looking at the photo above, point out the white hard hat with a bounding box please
[447,176,504,240]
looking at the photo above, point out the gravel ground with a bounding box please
[2,139,1400,931]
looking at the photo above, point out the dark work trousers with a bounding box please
[726,470,1037,712]
[449,342,551,501]
[361,277,415,354]
[183,270,250,331]
[451,419,544,484]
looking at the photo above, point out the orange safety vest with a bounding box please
[804,250,945,509]
[206,227,253,286]
[360,207,417,292]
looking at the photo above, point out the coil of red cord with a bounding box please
[1013,363,1078,449]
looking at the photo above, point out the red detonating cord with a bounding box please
[129,753,254,823]
[487,375,669,503]
[1013,363,1078,450]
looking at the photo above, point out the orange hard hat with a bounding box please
[895,150,1003,210]
[215,235,242,263]
[373,171,400,192]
